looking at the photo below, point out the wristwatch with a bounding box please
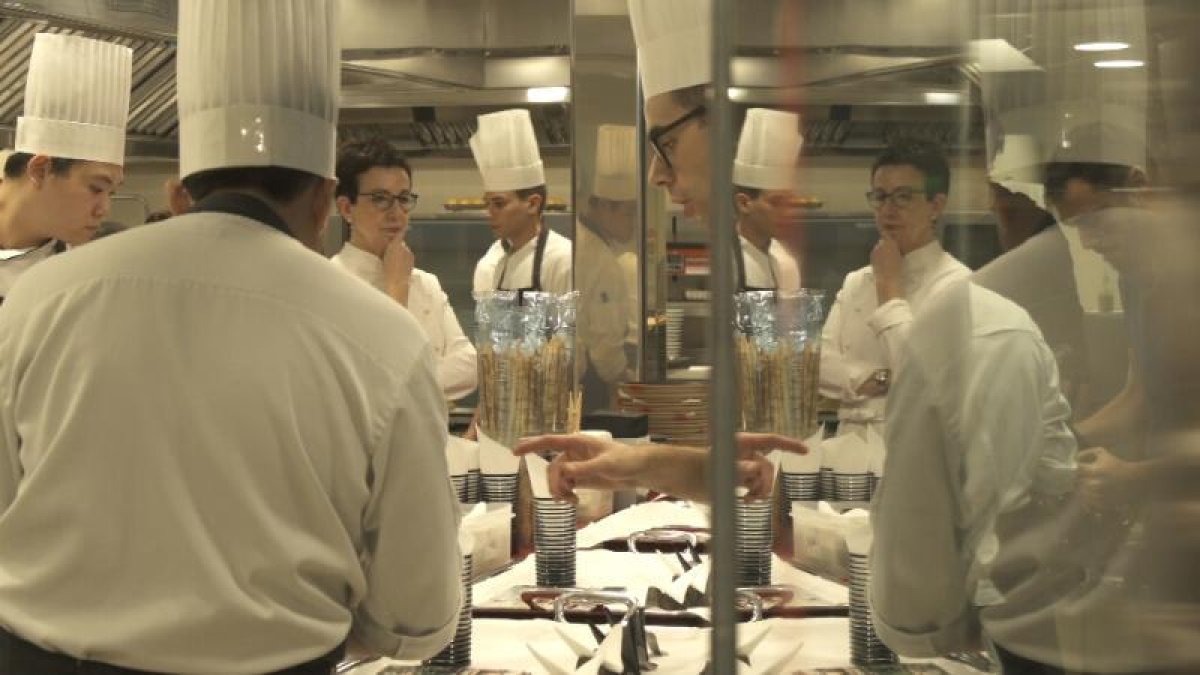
[872,368,891,390]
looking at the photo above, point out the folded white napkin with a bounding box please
[769,429,825,474]
[478,427,521,474]
[445,436,475,476]
[525,454,552,498]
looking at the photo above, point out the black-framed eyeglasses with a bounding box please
[865,186,926,210]
[358,190,419,213]
[648,105,706,171]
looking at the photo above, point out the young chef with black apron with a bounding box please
[469,109,573,297]
[0,34,132,305]
[732,107,803,293]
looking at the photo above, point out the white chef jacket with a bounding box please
[0,239,61,300]
[471,227,573,295]
[871,281,1152,672]
[819,240,969,423]
[576,223,637,383]
[0,211,461,673]
[738,235,801,291]
[332,242,478,402]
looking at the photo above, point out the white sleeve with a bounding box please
[819,276,878,400]
[0,320,19,511]
[434,285,478,402]
[870,333,979,656]
[866,297,914,372]
[351,345,463,660]
[873,316,1060,657]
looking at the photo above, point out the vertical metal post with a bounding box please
[707,0,738,670]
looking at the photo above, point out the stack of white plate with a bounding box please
[665,307,685,361]
[618,382,710,447]
[848,552,897,667]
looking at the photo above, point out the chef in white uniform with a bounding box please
[0,1,460,672]
[470,109,572,296]
[733,107,803,292]
[331,137,478,402]
[577,124,640,392]
[819,139,970,469]
[0,33,131,303]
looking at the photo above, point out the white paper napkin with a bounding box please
[477,427,521,474]
[445,436,475,476]
[525,454,551,499]
[769,429,825,474]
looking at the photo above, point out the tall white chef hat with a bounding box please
[733,108,803,191]
[176,0,340,180]
[627,0,712,100]
[989,134,1045,208]
[15,33,132,166]
[593,124,637,201]
[469,109,545,192]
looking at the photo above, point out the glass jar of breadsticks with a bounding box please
[734,290,825,440]
[475,291,582,448]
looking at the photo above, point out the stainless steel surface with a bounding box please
[708,0,739,670]
[552,589,639,624]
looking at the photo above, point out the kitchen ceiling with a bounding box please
[0,0,1005,160]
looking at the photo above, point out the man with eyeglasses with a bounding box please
[470,109,572,296]
[818,138,969,474]
[332,138,478,403]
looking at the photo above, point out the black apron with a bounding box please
[495,225,549,300]
[734,236,778,292]
[189,191,296,241]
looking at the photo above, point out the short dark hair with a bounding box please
[144,209,173,224]
[669,84,708,111]
[335,138,413,202]
[1043,162,1138,198]
[515,184,548,216]
[4,152,78,180]
[733,185,762,200]
[182,166,323,204]
[871,138,951,197]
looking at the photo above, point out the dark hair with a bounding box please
[4,152,78,180]
[733,185,762,200]
[144,209,173,224]
[515,184,548,216]
[181,166,323,203]
[871,138,951,197]
[669,84,708,111]
[1043,162,1138,198]
[334,138,413,202]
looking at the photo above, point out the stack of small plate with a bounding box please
[848,552,897,667]
[618,382,710,447]
[426,552,474,668]
[533,498,577,587]
[735,499,774,587]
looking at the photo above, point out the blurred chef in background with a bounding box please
[333,137,477,403]
[471,109,572,296]
[0,0,460,671]
[0,33,131,304]
[973,134,1091,413]
[733,107,803,292]
[577,123,640,403]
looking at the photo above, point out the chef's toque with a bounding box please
[176,0,340,180]
[15,33,132,166]
[733,108,803,191]
[469,109,545,192]
[627,0,712,100]
[593,124,637,201]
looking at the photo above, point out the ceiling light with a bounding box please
[727,87,747,101]
[1094,59,1144,69]
[924,91,962,105]
[526,86,569,103]
[1074,41,1130,52]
